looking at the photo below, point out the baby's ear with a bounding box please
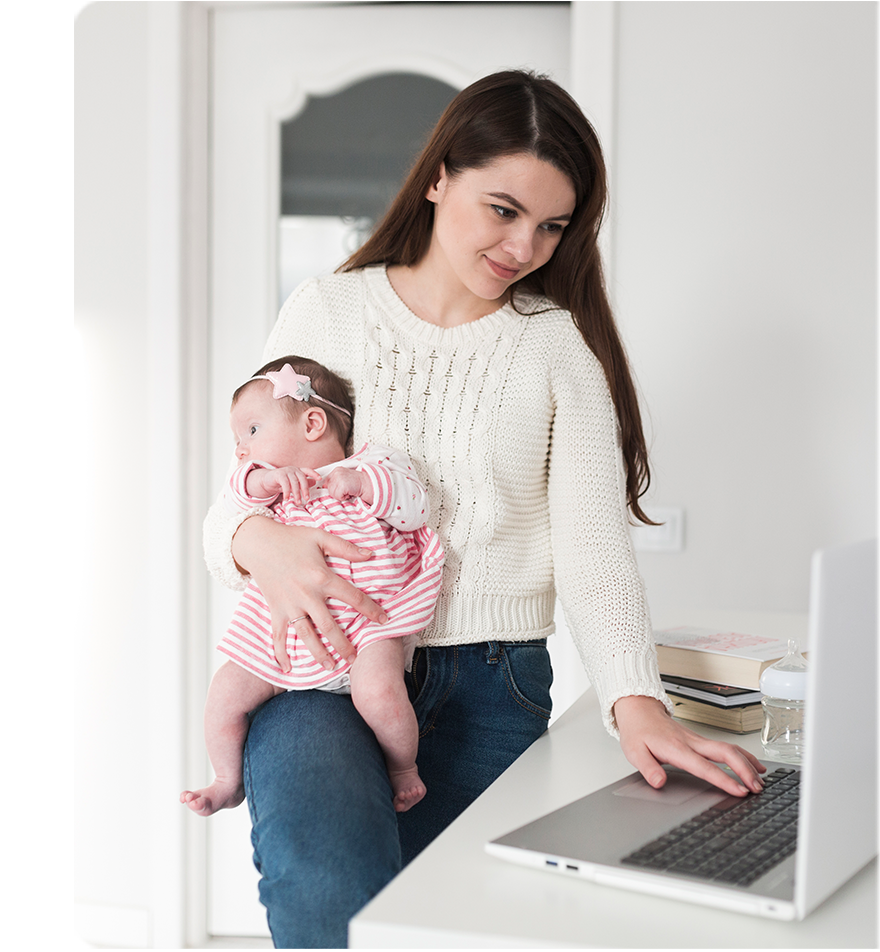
[302,406,328,441]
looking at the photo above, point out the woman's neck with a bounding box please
[386,259,509,328]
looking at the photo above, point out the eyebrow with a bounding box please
[487,191,573,222]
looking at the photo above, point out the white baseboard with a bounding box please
[75,902,151,949]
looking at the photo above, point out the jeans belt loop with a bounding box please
[486,641,501,664]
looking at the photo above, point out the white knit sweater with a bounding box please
[203,265,671,735]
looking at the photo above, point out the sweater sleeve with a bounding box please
[546,319,673,737]
[261,278,330,364]
[202,278,329,591]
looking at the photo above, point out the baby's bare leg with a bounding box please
[180,661,282,817]
[348,638,425,812]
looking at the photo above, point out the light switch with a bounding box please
[631,507,684,552]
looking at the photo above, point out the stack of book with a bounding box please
[654,627,798,733]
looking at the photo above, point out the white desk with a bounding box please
[349,689,877,948]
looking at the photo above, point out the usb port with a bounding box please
[566,864,579,871]
[546,859,558,867]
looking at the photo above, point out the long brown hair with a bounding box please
[342,70,655,524]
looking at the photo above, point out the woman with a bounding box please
[204,70,765,948]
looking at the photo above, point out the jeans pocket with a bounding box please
[500,642,553,720]
[407,646,429,706]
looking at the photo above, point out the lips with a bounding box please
[485,256,520,280]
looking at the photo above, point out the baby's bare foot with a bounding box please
[389,766,426,813]
[179,781,244,817]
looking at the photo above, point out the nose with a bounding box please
[236,444,248,460]
[500,228,534,265]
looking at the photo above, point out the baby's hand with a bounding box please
[322,467,374,506]
[246,465,320,506]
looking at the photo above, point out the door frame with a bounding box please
[178,1,615,944]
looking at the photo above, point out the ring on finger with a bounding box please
[289,615,308,626]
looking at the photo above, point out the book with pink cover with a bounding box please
[654,626,794,689]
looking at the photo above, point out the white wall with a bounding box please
[75,2,187,946]
[74,0,876,945]
[610,1,877,619]
[75,0,154,924]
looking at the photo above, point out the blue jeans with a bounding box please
[242,640,552,948]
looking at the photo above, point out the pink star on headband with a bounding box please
[263,364,317,402]
[249,363,352,416]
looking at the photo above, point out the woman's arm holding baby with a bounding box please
[205,457,387,670]
[231,515,387,671]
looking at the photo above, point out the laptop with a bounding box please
[486,539,877,921]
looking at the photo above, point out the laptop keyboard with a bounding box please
[620,767,800,886]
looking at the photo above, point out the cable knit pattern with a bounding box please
[202,265,672,735]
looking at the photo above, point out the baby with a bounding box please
[181,356,444,816]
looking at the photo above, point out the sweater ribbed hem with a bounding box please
[420,591,557,645]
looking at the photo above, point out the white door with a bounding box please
[207,1,572,938]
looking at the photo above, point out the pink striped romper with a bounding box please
[218,444,445,692]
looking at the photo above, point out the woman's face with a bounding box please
[424,152,577,304]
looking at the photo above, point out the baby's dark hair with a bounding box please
[233,355,354,449]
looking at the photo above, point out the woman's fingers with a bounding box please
[615,695,767,797]
[664,744,755,797]
[303,609,357,665]
[292,536,386,628]
[233,520,388,668]
[316,536,389,625]
[234,521,383,621]
[683,735,766,793]
[271,615,294,672]
[271,612,347,671]
[291,616,339,669]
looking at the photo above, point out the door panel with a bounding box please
[209,2,570,937]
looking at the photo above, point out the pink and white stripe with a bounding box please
[219,453,444,690]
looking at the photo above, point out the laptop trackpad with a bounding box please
[612,770,726,806]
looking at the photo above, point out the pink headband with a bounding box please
[250,363,352,417]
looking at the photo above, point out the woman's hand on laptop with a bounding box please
[614,695,766,796]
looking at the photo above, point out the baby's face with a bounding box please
[230,382,304,467]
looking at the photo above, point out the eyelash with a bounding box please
[490,204,564,234]
[491,204,517,221]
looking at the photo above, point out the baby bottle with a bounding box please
[759,639,808,764]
